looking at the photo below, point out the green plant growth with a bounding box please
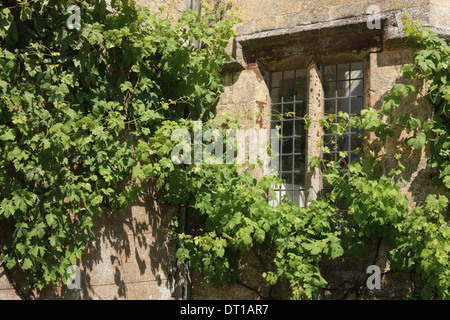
[316,16,450,299]
[0,0,448,300]
[0,0,236,293]
[171,16,450,300]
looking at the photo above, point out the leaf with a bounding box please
[254,228,265,244]
[5,257,16,269]
[237,228,253,247]
[262,221,271,233]
[330,241,344,259]
[45,214,56,227]
[216,247,225,258]
[36,223,46,239]
[91,192,103,206]
[302,242,322,255]
[20,6,32,22]
[119,81,133,92]
[16,243,25,255]
[22,258,33,270]
[42,138,51,150]
[0,129,15,141]
[383,100,396,115]
[407,132,427,149]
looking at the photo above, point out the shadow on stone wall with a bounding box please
[33,185,181,300]
[319,238,422,300]
[374,48,438,210]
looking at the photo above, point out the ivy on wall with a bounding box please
[314,16,450,299]
[0,0,236,294]
[0,1,448,300]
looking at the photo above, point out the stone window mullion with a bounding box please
[305,60,324,205]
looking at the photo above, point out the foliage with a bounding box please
[170,156,343,299]
[378,16,450,299]
[0,0,449,301]
[154,116,343,299]
[0,0,235,291]
[316,16,450,299]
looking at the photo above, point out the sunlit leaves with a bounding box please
[0,0,236,292]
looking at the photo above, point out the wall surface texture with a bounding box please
[188,0,449,300]
[1,0,449,300]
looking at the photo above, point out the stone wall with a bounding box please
[232,0,448,38]
[187,0,447,300]
[1,192,181,300]
[1,0,448,300]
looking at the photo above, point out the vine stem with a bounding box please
[0,253,8,265]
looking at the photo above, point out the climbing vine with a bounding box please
[0,0,236,293]
[171,15,450,300]
[315,16,450,299]
[0,0,448,301]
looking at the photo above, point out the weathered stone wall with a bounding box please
[188,0,448,300]
[1,0,448,300]
[1,193,180,300]
[232,0,448,38]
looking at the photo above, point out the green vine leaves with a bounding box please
[0,0,449,301]
[315,16,450,299]
[0,0,236,291]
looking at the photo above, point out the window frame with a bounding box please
[269,68,308,207]
[269,59,365,206]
